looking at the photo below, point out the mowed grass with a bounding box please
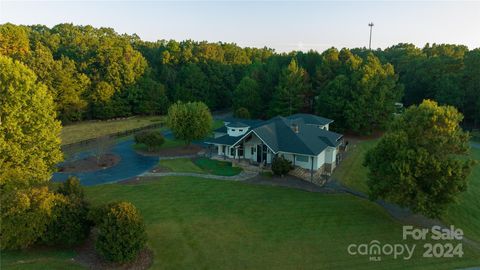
[160,158,242,176]
[161,158,205,174]
[82,177,479,269]
[444,146,480,242]
[334,139,480,243]
[1,249,83,270]
[3,177,480,269]
[333,139,379,193]
[194,157,243,176]
[61,116,164,145]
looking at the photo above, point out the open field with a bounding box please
[61,116,164,145]
[3,176,480,269]
[333,139,480,243]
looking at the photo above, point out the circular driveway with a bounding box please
[52,139,159,186]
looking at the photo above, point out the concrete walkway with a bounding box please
[140,170,258,181]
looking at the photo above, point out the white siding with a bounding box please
[325,147,337,164]
[227,127,249,137]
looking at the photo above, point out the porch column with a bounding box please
[310,156,314,182]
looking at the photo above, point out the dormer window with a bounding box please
[232,129,236,131]
[239,129,243,132]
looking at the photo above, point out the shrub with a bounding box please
[134,130,165,151]
[1,187,57,250]
[234,107,251,119]
[271,155,294,176]
[42,195,91,246]
[95,202,147,263]
[57,176,84,199]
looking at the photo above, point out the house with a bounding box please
[205,114,344,174]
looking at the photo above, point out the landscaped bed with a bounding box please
[58,154,120,173]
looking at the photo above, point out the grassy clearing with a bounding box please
[333,139,378,193]
[160,158,205,174]
[194,157,243,176]
[61,116,164,145]
[3,177,480,269]
[334,139,480,243]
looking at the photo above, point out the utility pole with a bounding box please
[368,22,374,50]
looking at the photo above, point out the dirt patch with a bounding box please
[59,154,120,173]
[75,230,153,270]
[136,144,203,157]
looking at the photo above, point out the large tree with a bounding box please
[364,100,474,218]
[0,55,63,189]
[269,58,310,117]
[233,76,261,118]
[167,101,213,145]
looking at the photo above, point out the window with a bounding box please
[239,129,243,132]
[230,148,235,156]
[295,155,309,163]
[251,147,255,155]
[231,129,236,132]
[222,145,226,154]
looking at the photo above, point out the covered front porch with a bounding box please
[206,132,274,166]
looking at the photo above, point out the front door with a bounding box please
[256,145,262,163]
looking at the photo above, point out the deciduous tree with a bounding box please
[364,100,474,218]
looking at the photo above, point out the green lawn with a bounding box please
[1,249,83,270]
[333,139,379,193]
[333,139,480,243]
[3,177,480,269]
[159,158,242,176]
[444,146,480,242]
[194,157,243,176]
[61,116,164,145]
[160,158,205,174]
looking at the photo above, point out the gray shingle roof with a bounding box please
[252,116,342,156]
[286,113,333,126]
[226,122,249,128]
[208,114,342,156]
[204,134,244,146]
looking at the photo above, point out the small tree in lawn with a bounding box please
[92,136,114,166]
[134,131,165,151]
[364,100,475,218]
[95,202,147,263]
[272,155,294,176]
[167,101,212,146]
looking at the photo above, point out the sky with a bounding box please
[1,1,479,53]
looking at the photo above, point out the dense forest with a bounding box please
[1,23,478,133]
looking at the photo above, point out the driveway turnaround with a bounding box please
[52,139,159,186]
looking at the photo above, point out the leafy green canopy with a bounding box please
[0,55,63,188]
[95,202,147,263]
[167,101,213,145]
[364,100,475,218]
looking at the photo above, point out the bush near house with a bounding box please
[94,202,147,263]
[271,155,294,176]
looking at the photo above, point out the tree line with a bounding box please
[1,23,479,133]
